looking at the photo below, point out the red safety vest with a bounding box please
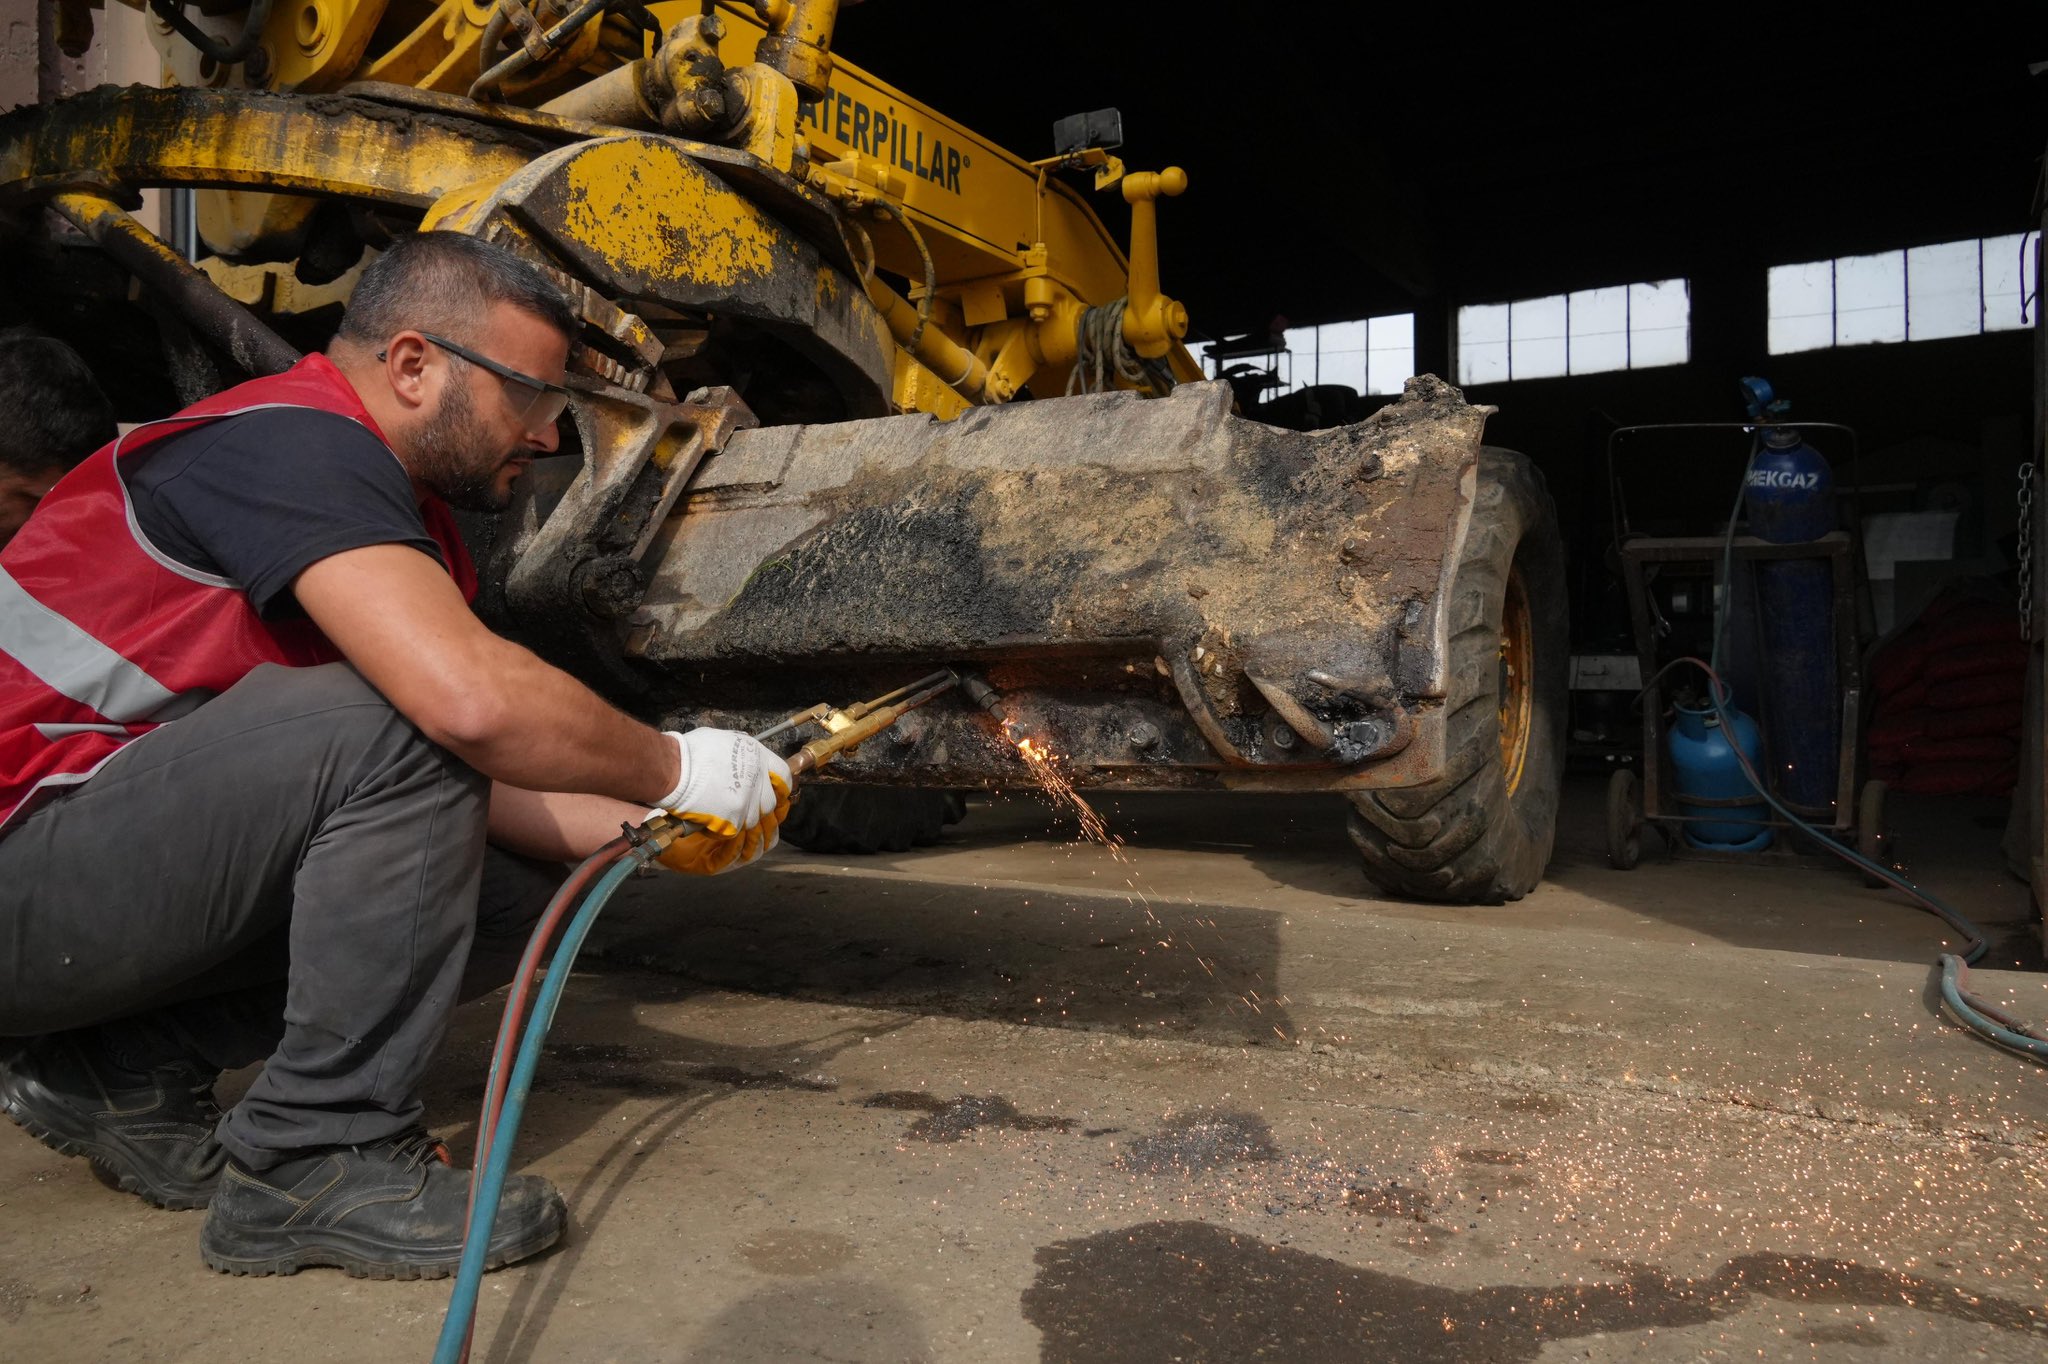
[0,353,477,830]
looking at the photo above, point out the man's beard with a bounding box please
[411,374,517,512]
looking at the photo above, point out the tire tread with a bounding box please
[780,786,968,855]
[1346,447,1568,904]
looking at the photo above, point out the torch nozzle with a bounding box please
[959,671,1009,726]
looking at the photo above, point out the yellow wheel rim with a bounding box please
[1498,567,1534,797]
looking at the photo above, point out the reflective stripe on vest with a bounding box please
[0,565,199,723]
[0,354,476,830]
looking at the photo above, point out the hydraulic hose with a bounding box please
[454,831,633,1362]
[862,197,936,355]
[1940,956,2048,1057]
[469,836,632,1182]
[1692,651,2048,1062]
[149,0,274,67]
[470,0,613,101]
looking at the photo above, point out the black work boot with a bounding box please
[0,1031,228,1210]
[199,1128,567,1279]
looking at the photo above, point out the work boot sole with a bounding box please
[0,1067,215,1211]
[198,1193,567,1280]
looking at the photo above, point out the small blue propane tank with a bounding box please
[1667,699,1774,851]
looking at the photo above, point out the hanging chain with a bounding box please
[2019,460,2035,642]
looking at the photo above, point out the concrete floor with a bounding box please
[5,775,2048,1362]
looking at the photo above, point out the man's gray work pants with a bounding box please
[0,662,559,1169]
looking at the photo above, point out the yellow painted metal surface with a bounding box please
[32,0,1205,417]
[354,0,496,94]
[195,188,318,258]
[653,2,1133,306]
[556,136,775,287]
[266,0,393,90]
[726,61,801,173]
[1118,167,1191,358]
[144,0,393,93]
[417,176,522,234]
[199,254,365,314]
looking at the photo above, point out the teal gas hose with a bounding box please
[428,675,959,1361]
[431,846,651,1364]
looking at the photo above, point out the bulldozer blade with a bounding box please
[487,376,1492,793]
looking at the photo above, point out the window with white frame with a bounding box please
[1194,313,1416,398]
[1767,233,2040,354]
[1455,279,1690,385]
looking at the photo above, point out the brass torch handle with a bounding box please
[792,700,909,775]
[785,673,958,782]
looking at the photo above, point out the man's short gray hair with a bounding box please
[337,232,577,349]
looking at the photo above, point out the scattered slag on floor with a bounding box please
[1112,1110,1279,1177]
[1021,1220,2041,1364]
[862,1091,1077,1142]
[1003,719,1292,1040]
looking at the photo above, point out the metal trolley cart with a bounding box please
[1602,422,1886,874]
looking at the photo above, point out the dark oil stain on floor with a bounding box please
[1114,1110,1279,1176]
[1020,1221,2040,1364]
[862,1091,1077,1142]
[688,1064,837,1091]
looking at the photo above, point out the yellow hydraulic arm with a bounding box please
[108,0,1202,416]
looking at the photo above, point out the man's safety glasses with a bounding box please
[414,331,572,431]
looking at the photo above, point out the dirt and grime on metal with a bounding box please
[3,781,2046,1361]
[635,379,1489,759]
[685,377,1479,670]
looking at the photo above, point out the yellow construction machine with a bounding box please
[0,0,1568,902]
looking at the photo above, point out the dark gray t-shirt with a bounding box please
[119,408,445,618]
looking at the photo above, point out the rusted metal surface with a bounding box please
[487,376,1489,793]
[0,86,548,209]
[48,189,302,379]
[477,383,760,692]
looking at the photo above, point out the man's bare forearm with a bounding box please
[294,545,681,807]
[490,784,648,862]
[448,634,677,802]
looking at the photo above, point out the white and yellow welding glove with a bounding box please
[650,728,795,876]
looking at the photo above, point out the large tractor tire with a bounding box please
[1346,448,1568,904]
[780,786,969,855]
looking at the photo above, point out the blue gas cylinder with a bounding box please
[1745,428,1834,543]
[1668,700,1773,851]
[1742,425,1839,810]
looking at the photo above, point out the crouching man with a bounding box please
[0,232,790,1278]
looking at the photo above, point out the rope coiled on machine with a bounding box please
[1067,298,1175,398]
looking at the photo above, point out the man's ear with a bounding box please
[379,332,435,412]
